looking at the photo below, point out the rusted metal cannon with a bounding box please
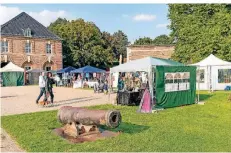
[54,106,122,143]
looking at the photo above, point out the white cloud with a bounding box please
[0,6,22,25]
[0,5,69,26]
[133,14,156,22]
[156,23,169,28]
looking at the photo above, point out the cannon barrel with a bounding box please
[57,106,122,128]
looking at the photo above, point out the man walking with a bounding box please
[36,72,47,104]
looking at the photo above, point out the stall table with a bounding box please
[117,91,141,106]
[73,81,82,88]
[87,81,98,88]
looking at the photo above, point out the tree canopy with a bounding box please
[133,35,173,45]
[48,19,129,68]
[134,37,154,45]
[168,4,231,64]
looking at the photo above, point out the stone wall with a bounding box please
[127,45,175,62]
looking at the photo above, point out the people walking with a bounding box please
[36,72,47,104]
[45,72,55,105]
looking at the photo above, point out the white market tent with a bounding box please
[110,56,183,73]
[0,62,25,86]
[109,56,184,104]
[191,54,231,91]
[0,62,24,72]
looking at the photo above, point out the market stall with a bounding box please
[56,66,76,87]
[0,62,25,86]
[26,69,45,85]
[110,56,197,112]
[191,54,231,91]
[70,66,106,88]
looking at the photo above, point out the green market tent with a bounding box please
[0,62,24,86]
[155,66,196,108]
[110,56,197,110]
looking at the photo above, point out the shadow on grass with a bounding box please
[53,97,101,107]
[101,122,149,134]
[56,97,91,103]
[199,93,213,101]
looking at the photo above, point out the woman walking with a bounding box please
[45,72,55,106]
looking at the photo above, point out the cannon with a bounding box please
[54,106,122,143]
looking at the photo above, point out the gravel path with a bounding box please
[0,86,116,152]
[1,128,25,152]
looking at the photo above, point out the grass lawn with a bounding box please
[1,91,231,152]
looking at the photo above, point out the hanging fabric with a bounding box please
[137,88,152,113]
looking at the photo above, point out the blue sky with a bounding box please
[1,4,170,42]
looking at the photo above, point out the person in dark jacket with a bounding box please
[45,72,54,105]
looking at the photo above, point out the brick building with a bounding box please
[126,45,175,62]
[1,12,62,71]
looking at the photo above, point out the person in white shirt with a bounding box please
[36,72,47,104]
[55,74,60,87]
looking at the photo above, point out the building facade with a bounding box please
[126,45,175,62]
[1,12,62,71]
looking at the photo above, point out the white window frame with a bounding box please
[25,42,31,54]
[46,43,52,54]
[23,28,32,37]
[1,41,8,53]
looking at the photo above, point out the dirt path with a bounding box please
[1,86,115,116]
[1,128,25,152]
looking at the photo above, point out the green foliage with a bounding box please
[168,4,231,64]
[112,30,129,58]
[48,19,128,68]
[153,35,173,45]
[1,91,231,152]
[133,35,172,45]
[134,37,154,45]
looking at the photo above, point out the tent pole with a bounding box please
[108,71,111,104]
[149,66,153,111]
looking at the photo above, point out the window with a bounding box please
[25,66,31,71]
[165,72,190,92]
[45,66,51,71]
[23,28,32,37]
[196,69,205,83]
[46,44,51,54]
[218,69,231,83]
[25,42,31,54]
[1,41,8,53]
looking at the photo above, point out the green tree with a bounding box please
[48,18,72,67]
[168,4,231,63]
[112,30,129,59]
[153,35,173,45]
[133,35,173,45]
[48,18,114,68]
[134,37,154,45]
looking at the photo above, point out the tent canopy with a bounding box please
[191,54,231,66]
[71,66,105,73]
[110,56,184,73]
[0,62,24,72]
[57,66,76,73]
